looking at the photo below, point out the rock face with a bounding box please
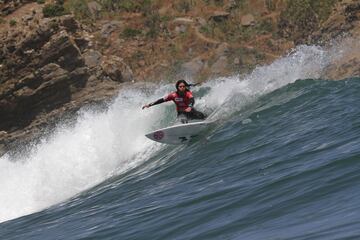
[40,30,84,71]
[0,0,32,16]
[310,1,360,44]
[0,14,133,154]
[307,0,360,80]
[278,7,318,44]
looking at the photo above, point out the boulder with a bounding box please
[233,57,241,65]
[209,11,230,22]
[59,15,79,33]
[225,0,237,11]
[36,63,69,85]
[100,21,123,38]
[0,131,7,139]
[174,25,187,34]
[17,19,55,51]
[211,56,228,74]
[241,14,255,26]
[22,14,34,23]
[87,1,102,19]
[39,30,83,71]
[69,67,89,89]
[195,17,207,27]
[215,42,230,57]
[181,57,206,77]
[74,37,89,52]
[83,49,102,68]
[101,55,133,82]
[16,72,40,90]
[172,17,194,25]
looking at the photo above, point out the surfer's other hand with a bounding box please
[184,107,192,112]
[142,104,150,109]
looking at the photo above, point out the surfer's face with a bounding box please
[178,84,186,93]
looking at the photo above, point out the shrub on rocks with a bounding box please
[9,19,17,26]
[121,28,142,38]
[43,3,67,18]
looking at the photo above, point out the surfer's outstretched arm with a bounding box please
[142,98,165,109]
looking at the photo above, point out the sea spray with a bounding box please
[202,45,330,120]
[0,89,164,223]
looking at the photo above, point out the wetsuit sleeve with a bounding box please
[187,91,194,107]
[149,98,165,107]
[149,93,174,107]
[188,97,194,107]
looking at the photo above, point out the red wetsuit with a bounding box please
[163,91,194,112]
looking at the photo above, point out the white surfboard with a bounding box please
[145,120,215,144]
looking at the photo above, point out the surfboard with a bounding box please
[145,120,215,144]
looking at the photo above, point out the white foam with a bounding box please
[197,44,332,120]
[0,88,165,222]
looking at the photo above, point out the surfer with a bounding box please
[142,79,206,121]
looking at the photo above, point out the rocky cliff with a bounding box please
[0,0,360,155]
[0,3,134,153]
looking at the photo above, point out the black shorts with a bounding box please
[178,108,206,120]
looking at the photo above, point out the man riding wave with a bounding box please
[142,79,206,121]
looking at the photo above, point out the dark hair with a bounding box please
[175,79,190,91]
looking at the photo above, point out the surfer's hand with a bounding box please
[142,104,150,109]
[185,107,192,112]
